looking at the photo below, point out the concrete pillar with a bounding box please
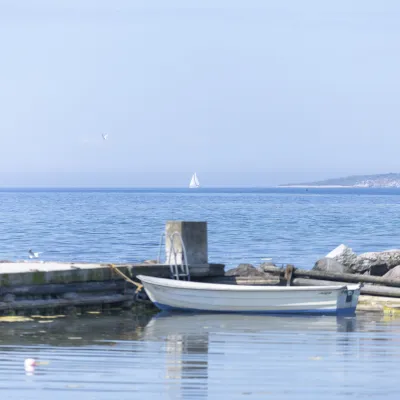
[165,221,208,266]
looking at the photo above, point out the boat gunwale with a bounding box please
[137,275,361,293]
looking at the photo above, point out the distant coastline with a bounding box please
[280,173,400,188]
[279,185,349,188]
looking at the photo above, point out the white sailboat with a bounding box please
[189,172,200,188]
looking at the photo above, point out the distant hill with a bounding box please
[280,173,400,188]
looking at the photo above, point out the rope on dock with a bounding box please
[108,264,143,293]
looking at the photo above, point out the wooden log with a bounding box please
[292,278,400,298]
[0,294,136,311]
[0,281,128,296]
[262,265,400,288]
[291,278,348,286]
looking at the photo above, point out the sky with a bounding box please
[1,0,400,187]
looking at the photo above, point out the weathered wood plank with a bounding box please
[0,294,135,311]
[0,281,128,296]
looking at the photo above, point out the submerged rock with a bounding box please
[225,264,265,277]
[312,258,348,273]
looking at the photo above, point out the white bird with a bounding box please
[102,134,109,140]
[28,249,42,259]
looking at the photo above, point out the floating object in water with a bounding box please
[102,133,109,140]
[24,358,49,373]
[28,249,42,259]
[138,275,361,315]
[24,358,37,373]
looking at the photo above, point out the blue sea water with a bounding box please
[1,187,400,268]
[1,187,400,399]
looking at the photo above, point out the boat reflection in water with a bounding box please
[142,312,359,398]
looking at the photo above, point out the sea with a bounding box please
[1,187,400,399]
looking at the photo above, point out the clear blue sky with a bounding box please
[1,0,400,187]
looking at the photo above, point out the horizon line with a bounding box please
[0,185,394,190]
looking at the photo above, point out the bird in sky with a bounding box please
[102,134,109,140]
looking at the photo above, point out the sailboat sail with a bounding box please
[189,173,200,188]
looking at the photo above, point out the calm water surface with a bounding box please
[1,188,400,398]
[1,187,400,268]
[0,311,399,399]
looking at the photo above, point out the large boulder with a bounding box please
[325,244,358,269]
[382,265,400,280]
[312,258,348,273]
[319,245,400,276]
[353,250,400,275]
[225,264,265,277]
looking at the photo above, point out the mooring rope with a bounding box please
[108,264,143,293]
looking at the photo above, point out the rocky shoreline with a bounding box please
[227,244,400,280]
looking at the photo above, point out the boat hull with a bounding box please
[138,275,360,316]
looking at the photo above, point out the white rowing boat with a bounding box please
[137,275,361,316]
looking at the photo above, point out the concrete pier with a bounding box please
[165,221,208,266]
[0,262,224,287]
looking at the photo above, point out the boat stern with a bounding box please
[336,284,361,315]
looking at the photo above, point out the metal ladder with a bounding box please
[158,231,191,281]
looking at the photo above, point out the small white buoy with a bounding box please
[24,358,37,373]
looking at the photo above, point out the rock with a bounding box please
[259,262,279,277]
[325,244,358,270]
[383,265,400,280]
[312,258,348,273]
[225,264,265,277]
[353,250,400,275]
[259,261,276,268]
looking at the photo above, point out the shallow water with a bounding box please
[1,311,400,399]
